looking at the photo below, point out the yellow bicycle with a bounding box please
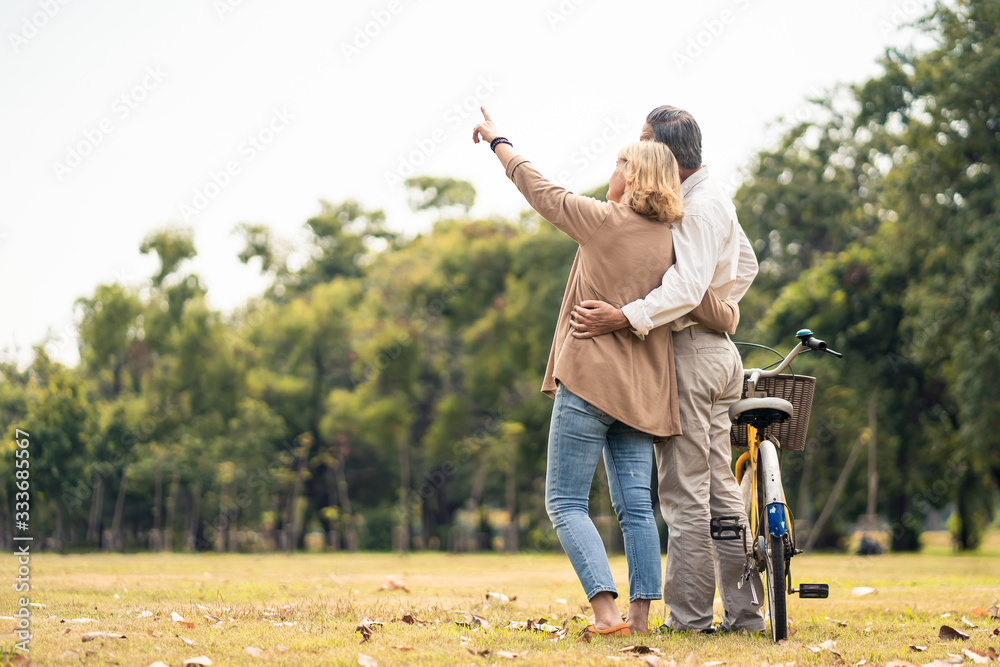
[711,329,842,641]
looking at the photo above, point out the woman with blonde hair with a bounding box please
[473,108,738,639]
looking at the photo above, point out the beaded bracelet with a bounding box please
[490,136,512,152]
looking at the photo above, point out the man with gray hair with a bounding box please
[570,105,764,634]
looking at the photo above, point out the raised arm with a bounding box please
[474,108,609,245]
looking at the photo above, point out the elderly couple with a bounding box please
[473,105,765,639]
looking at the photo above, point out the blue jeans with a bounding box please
[544,384,662,602]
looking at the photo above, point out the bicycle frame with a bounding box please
[747,429,788,537]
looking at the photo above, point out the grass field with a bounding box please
[2,532,998,666]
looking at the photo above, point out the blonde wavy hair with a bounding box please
[618,141,683,223]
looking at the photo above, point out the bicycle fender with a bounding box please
[758,439,788,537]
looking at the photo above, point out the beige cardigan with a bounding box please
[504,154,738,437]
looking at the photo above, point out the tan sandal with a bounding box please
[576,622,631,643]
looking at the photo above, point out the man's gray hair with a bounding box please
[645,106,702,170]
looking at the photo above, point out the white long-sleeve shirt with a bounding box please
[620,167,759,336]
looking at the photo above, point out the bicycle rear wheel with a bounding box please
[756,457,788,642]
[764,534,787,641]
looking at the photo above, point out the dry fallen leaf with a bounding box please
[356,618,384,643]
[807,640,841,658]
[495,650,526,659]
[62,618,97,624]
[398,613,428,627]
[204,614,222,624]
[242,647,264,657]
[377,577,409,592]
[357,653,378,667]
[178,621,196,629]
[988,603,999,619]
[850,587,876,596]
[961,616,979,628]
[703,661,726,666]
[171,612,185,622]
[177,635,194,645]
[391,646,414,651]
[455,614,491,630]
[939,624,971,640]
[826,617,848,627]
[619,646,662,656]
[885,661,919,667]
[81,631,127,642]
[962,648,990,664]
[148,662,170,667]
[908,645,928,652]
[923,658,964,667]
[507,617,562,634]
[182,657,213,666]
[466,647,491,657]
[486,591,513,603]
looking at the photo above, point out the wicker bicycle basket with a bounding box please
[730,374,816,451]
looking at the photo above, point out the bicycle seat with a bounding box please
[729,397,794,428]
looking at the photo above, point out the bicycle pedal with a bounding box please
[710,516,743,541]
[797,583,829,599]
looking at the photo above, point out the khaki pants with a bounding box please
[655,325,765,631]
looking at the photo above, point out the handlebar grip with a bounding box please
[805,337,828,351]
[807,336,844,357]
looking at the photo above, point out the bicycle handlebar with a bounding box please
[802,334,843,358]
[744,329,843,381]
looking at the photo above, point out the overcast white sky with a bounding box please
[0,0,933,368]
